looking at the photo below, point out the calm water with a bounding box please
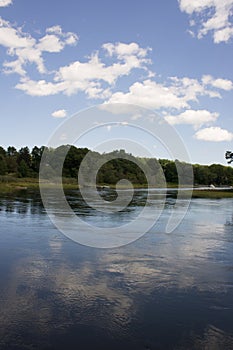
[0,189,233,349]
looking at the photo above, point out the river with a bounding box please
[0,189,233,349]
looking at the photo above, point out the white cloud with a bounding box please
[0,0,12,7]
[195,126,233,141]
[65,33,78,45]
[37,35,65,53]
[0,18,78,75]
[44,25,78,48]
[210,78,233,90]
[0,15,231,129]
[106,80,189,109]
[16,47,46,74]
[0,18,35,49]
[178,0,233,43]
[178,0,214,14]
[55,43,151,87]
[202,75,233,90]
[103,42,150,59]
[15,42,152,98]
[214,26,233,43]
[56,54,118,86]
[12,42,232,130]
[0,18,45,74]
[51,109,67,118]
[3,59,26,75]
[46,26,62,35]
[15,77,65,96]
[165,109,219,128]
[105,74,227,111]
[169,76,221,100]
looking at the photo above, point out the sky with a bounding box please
[0,0,233,165]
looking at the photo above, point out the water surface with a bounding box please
[0,189,233,349]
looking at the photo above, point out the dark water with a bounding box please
[0,189,233,349]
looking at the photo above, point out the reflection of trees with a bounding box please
[5,201,15,212]
[225,213,233,226]
[1,202,233,349]
[0,193,44,216]
[1,189,233,348]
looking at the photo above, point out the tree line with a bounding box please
[1,145,233,186]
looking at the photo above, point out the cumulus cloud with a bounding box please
[214,26,233,43]
[202,75,233,90]
[15,43,152,98]
[103,42,150,59]
[57,53,134,85]
[169,75,221,100]
[0,14,232,140]
[51,109,67,118]
[0,0,12,7]
[105,75,227,110]
[165,109,219,128]
[11,40,232,136]
[37,34,65,53]
[55,43,151,87]
[195,126,233,141]
[0,18,78,75]
[15,77,65,96]
[106,80,189,109]
[38,25,78,53]
[178,0,233,43]
[0,18,35,49]
[14,60,230,107]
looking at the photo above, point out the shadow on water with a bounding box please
[0,189,233,349]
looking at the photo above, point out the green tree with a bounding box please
[6,157,18,174]
[63,146,89,177]
[18,160,30,177]
[18,147,31,168]
[159,160,178,184]
[0,147,6,157]
[209,164,225,186]
[0,155,7,175]
[193,165,210,185]
[7,146,17,157]
[31,146,45,173]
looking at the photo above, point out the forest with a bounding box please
[1,145,233,187]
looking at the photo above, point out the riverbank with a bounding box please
[0,177,78,193]
[1,178,233,198]
[192,189,233,198]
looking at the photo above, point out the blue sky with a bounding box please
[0,0,233,164]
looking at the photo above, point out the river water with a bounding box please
[0,189,233,349]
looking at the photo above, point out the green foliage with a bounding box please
[163,160,178,183]
[0,147,6,157]
[31,146,45,172]
[17,147,31,167]
[0,145,233,186]
[96,158,147,185]
[63,146,89,177]
[18,160,30,177]
[7,146,17,157]
[6,156,18,174]
[193,163,233,186]
[0,155,7,175]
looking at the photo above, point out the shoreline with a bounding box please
[1,178,233,198]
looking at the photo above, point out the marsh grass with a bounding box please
[1,176,233,198]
